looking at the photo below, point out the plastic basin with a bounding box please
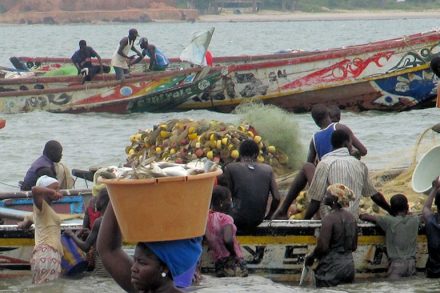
[412,145,440,194]
[102,168,222,242]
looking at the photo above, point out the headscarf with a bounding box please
[36,175,58,188]
[326,183,354,207]
[146,237,202,279]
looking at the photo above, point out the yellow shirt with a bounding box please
[33,200,63,255]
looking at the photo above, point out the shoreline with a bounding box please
[197,9,440,22]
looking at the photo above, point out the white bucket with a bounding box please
[412,145,440,194]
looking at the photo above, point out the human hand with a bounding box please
[17,220,30,230]
[51,190,63,201]
[432,176,440,190]
[64,229,74,238]
[304,254,314,267]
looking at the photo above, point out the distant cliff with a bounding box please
[0,0,198,24]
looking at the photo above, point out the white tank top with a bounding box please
[111,39,134,69]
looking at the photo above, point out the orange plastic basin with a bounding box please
[102,168,222,242]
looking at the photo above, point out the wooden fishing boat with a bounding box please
[0,67,222,113]
[10,30,440,113]
[0,218,429,282]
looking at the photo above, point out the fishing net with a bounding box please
[365,126,440,214]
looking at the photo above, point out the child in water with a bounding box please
[205,185,248,277]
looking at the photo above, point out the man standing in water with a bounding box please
[305,184,357,287]
[423,176,440,278]
[111,28,143,81]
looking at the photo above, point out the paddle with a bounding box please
[0,189,92,200]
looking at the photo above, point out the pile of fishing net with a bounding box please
[125,118,292,175]
[125,103,305,176]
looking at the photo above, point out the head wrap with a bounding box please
[36,175,58,188]
[146,237,202,279]
[326,183,354,207]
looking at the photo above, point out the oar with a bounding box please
[0,189,92,200]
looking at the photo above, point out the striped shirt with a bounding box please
[308,147,377,218]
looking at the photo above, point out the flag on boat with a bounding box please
[180,27,215,66]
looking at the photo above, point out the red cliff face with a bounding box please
[0,0,197,23]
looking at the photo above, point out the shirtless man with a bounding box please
[222,139,280,232]
[111,28,143,80]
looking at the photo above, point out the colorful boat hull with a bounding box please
[4,31,440,113]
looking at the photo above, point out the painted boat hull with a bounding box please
[3,31,440,114]
[0,68,222,114]
[0,220,428,282]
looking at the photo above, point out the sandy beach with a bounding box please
[198,9,440,22]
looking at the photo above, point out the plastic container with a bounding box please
[102,168,222,242]
[61,234,88,276]
[412,145,440,194]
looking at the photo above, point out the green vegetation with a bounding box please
[176,0,440,13]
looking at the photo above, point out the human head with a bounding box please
[79,40,86,50]
[311,104,331,127]
[43,140,63,163]
[36,175,59,190]
[128,28,139,40]
[138,37,148,49]
[328,105,341,122]
[331,129,351,150]
[430,55,440,78]
[131,243,170,292]
[390,193,409,216]
[132,238,202,291]
[324,183,354,208]
[239,139,259,159]
[95,188,109,213]
[211,185,232,213]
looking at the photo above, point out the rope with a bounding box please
[0,181,19,188]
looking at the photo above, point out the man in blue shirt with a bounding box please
[131,37,169,71]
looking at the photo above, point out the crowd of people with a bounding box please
[10,103,440,291]
[70,28,170,82]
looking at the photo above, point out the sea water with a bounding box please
[2,18,440,292]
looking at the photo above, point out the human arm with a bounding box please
[92,49,103,72]
[222,224,236,257]
[302,162,328,220]
[131,45,143,58]
[96,202,134,292]
[370,192,391,215]
[304,217,333,266]
[423,176,440,222]
[31,186,62,211]
[147,46,157,70]
[303,200,321,220]
[266,173,281,219]
[17,214,33,230]
[71,52,81,74]
[117,38,130,59]
[359,213,378,223]
[306,139,317,164]
[337,124,367,157]
[65,217,101,253]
